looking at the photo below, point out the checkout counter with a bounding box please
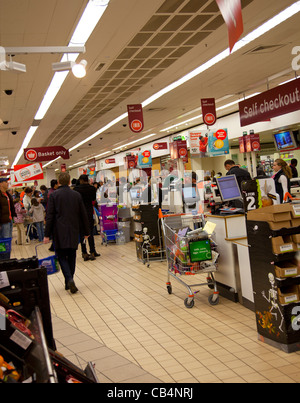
[205,213,254,309]
[206,175,254,309]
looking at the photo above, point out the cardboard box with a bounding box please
[289,204,300,219]
[247,204,291,223]
[292,234,300,244]
[271,236,294,254]
[291,218,300,228]
[268,221,291,230]
[275,261,300,278]
[278,285,300,305]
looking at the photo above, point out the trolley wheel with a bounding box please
[184,298,195,309]
[167,285,172,294]
[208,294,220,306]
[207,278,214,290]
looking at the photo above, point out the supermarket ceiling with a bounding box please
[0,0,300,169]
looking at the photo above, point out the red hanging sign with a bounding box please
[201,98,217,126]
[24,146,69,162]
[216,0,244,53]
[127,104,144,133]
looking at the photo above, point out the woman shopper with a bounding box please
[13,198,29,245]
[29,198,45,242]
[272,159,292,203]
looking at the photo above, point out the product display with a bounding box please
[247,203,300,353]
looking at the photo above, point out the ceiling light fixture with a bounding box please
[72,60,87,78]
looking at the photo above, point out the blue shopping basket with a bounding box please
[0,238,12,260]
[35,244,60,275]
[0,238,12,254]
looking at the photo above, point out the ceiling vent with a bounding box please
[244,44,286,55]
[147,107,167,112]
[95,63,105,71]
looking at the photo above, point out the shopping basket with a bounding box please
[0,238,12,254]
[35,244,60,275]
[0,238,12,260]
[160,211,219,308]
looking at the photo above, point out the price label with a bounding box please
[0,271,9,289]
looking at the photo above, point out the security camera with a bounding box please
[123,124,127,127]
[11,131,17,135]
[3,121,8,125]
[4,90,13,96]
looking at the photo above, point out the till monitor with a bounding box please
[216,175,242,202]
[273,131,297,151]
[183,186,197,199]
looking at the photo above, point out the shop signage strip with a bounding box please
[239,79,300,127]
[24,146,69,162]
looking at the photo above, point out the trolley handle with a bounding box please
[159,209,186,219]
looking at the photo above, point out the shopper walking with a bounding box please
[0,178,16,259]
[29,198,45,242]
[13,198,29,245]
[44,173,90,293]
[74,174,100,261]
[272,159,292,203]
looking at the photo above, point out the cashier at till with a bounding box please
[272,158,292,203]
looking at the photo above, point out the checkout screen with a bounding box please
[217,176,241,201]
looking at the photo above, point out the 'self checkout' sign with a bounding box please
[239,79,300,127]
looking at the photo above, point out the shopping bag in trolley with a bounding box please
[35,244,60,275]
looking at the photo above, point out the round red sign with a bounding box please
[131,119,143,132]
[204,113,216,126]
[215,129,227,140]
[25,149,37,162]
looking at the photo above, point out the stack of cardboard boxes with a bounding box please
[248,203,300,306]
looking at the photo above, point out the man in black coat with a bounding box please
[74,174,100,261]
[44,173,90,294]
[224,160,251,190]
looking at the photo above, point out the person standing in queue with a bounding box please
[44,173,90,294]
[74,174,101,261]
[289,158,298,178]
[0,178,16,259]
[272,159,292,203]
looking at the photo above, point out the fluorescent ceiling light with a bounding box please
[43,157,61,168]
[94,151,111,158]
[112,133,156,151]
[11,126,38,167]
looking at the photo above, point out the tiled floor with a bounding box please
[11,234,300,383]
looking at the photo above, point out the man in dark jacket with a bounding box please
[224,160,251,190]
[74,174,100,261]
[44,173,90,293]
[0,178,16,260]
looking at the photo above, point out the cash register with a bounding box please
[214,175,245,215]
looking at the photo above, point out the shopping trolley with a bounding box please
[160,211,220,308]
